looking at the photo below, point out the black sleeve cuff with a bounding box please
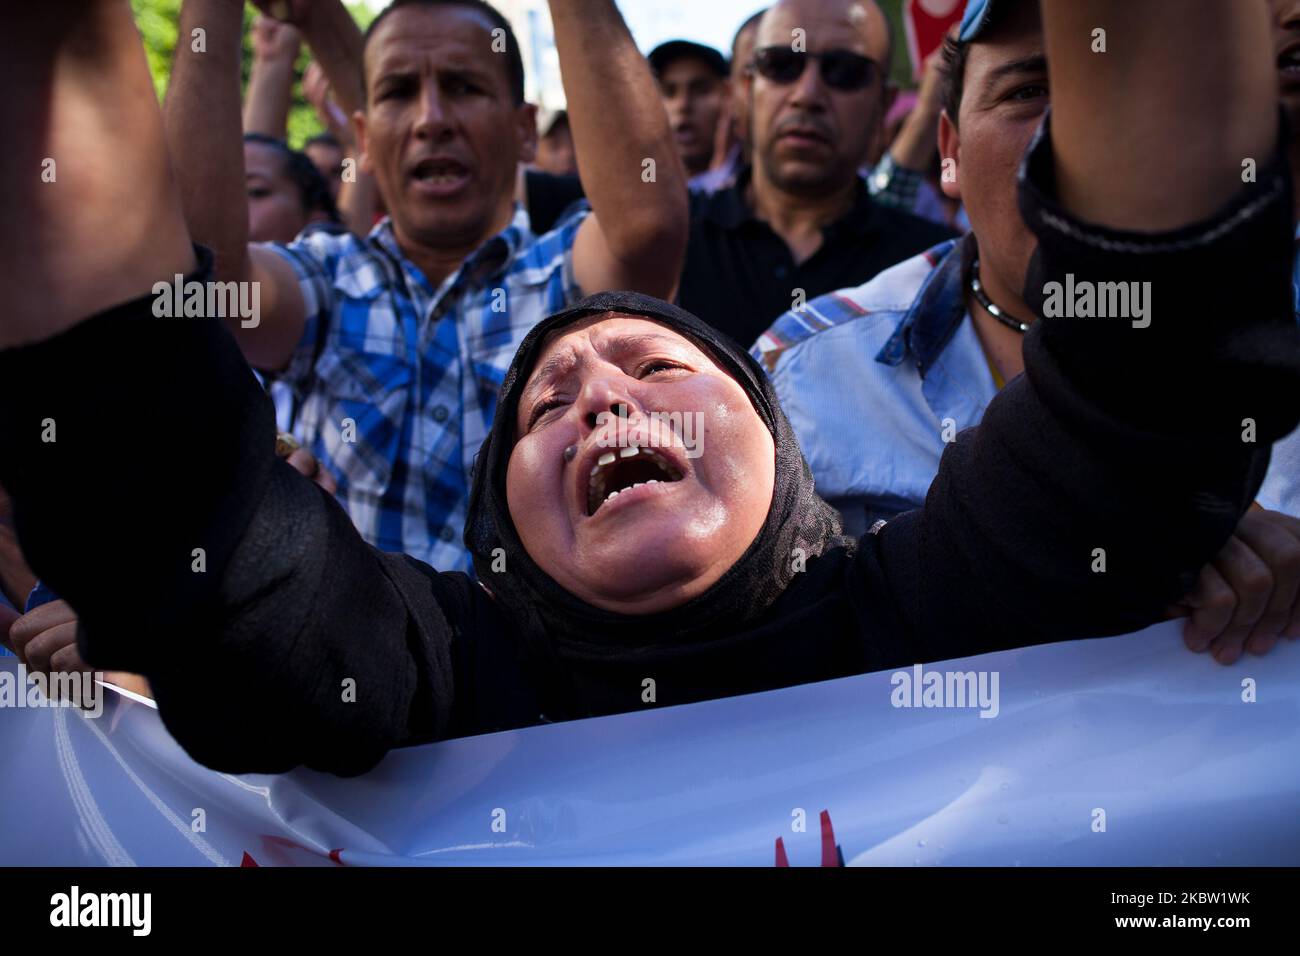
[1016,109,1300,446]
[0,246,276,671]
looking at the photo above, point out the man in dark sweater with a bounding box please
[0,0,1296,779]
[679,0,954,345]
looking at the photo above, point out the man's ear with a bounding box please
[353,110,372,174]
[516,102,539,165]
[937,109,961,200]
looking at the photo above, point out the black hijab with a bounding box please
[464,291,844,673]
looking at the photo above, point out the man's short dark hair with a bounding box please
[939,34,970,128]
[648,41,729,80]
[363,0,526,106]
[740,2,892,81]
[940,0,1024,128]
[243,133,341,223]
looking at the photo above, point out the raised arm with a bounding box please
[0,0,463,775]
[258,0,366,120]
[242,16,301,139]
[303,60,378,238]
[164,0,307,370]
[1044,0,1275,230]
[552,0,689,299]
[0,2,195,346]
[251,2,376,241]
[858,0,1300,664]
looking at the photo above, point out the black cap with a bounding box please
[647,40,729,78]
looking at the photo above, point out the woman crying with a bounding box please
[2,0,1298,777]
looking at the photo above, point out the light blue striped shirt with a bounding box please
[755,235,1300,530]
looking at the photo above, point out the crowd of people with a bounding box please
[1,0,1299,776]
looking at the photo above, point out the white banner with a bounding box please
[1,620,1298,866]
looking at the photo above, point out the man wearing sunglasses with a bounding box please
[678,0,954,346]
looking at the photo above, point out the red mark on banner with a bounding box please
[773,810,846,866]
[820,810,839,867]
[240,851,259,867]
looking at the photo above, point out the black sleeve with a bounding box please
[0,252,464,775]
[858,116,1300,663]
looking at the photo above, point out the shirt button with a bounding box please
[432,404,449,423]
[440,526,456,543]
[774,265,789,279]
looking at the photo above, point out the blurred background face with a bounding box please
[245,140,309,243]
[357,5,535,254]
[730,17,762,155]
[658,56,729,176]
[748,0,890,197]
[938,0,1046,308]
[535,117,578,177]
[1271,0,1300,137]
[507,315,775,615]
[304,140,346,202]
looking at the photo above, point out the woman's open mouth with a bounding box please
[585,444,684,516]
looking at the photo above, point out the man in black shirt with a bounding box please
[680,0,953,345]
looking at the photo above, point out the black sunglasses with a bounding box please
[750,46,879,92]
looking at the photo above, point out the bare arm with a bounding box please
[256,2,373,244]
[887,48,945,173]
[0,0,195,347]
[304,60,377,238]
[164,0,305,369]
[549,0,689,299]
[337,168,381,239]
[0,0,461,775]
[242,16,301,139]
[257,0,365,119]
[1043,0,1275,231]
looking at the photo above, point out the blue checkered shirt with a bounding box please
[268,203,590,572]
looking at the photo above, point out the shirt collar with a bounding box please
[369,205,533,296]
[703,166,882,238]
[875,233,973,377]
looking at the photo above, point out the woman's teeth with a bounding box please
[586,444,684,515]
[604,480,660,504]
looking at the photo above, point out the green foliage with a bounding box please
[128,0,377,149]
[879,0,914,89]
[132,0,184,102]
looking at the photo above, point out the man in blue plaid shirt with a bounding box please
[166,0,687,571]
